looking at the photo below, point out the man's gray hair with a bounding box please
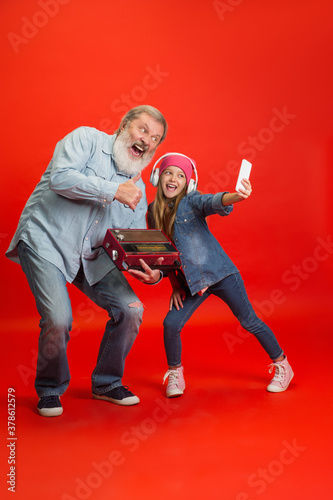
[115,105,167,143]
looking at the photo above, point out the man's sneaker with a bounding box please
[267,356,294,393]
[163,366,185,398]
[37,396,63,417]
[92,386,140,406]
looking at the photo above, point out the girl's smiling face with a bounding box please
[160,165,187,199]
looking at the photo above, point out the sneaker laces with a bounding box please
[116,385,133,396]
[38,395,61,407]
[163,369,179,385]
[268,362,286,383]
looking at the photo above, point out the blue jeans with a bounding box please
[17,241,143,397]
[163,272,283,366]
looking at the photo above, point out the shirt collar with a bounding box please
[102,133,116,155]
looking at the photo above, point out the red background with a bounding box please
[1,1,332,499]
[1,0,332,325]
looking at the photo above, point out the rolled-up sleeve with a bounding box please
[212,192,233,215]
[188,191,233,217]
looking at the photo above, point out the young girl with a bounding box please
[147,153,294,398]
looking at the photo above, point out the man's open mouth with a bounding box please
[130,143,146,158]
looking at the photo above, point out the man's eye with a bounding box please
[152,137,157,142]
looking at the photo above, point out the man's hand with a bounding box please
[114,172,142,210]
[127,258,164,284]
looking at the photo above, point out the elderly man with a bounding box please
[6,105,167,416]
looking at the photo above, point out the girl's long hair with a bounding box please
[151,181,187,241]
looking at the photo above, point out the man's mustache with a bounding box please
[132,140,149,153]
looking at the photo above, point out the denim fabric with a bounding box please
[6,127,147,285]
[18,241,143,397]
[163,273,283,366]
[172,191,239,295]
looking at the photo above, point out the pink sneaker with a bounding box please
[163,367,185,397]
[267,356,294,392]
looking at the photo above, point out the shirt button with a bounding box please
[95,220,99,224]
[184,219,187,222]
[85,237,88,241]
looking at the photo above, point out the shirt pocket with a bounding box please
[176,211,198,235]
[83,154,110,179]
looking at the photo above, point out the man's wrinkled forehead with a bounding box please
[127,112,164,138]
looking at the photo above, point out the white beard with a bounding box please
[113,130,155,175]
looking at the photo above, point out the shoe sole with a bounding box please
[38,407,63,417]
[92,393,140,406]
[166,388,185,398]
[267,372,294,393]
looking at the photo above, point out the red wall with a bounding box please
[1,0,332,330]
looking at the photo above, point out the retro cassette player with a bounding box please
[103,229,181,271]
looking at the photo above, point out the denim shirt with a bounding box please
[172,191,239,295]
[6,127,147,285]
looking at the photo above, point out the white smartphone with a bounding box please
[235,159,252,193]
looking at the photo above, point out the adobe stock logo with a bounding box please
[213,0,244,22]
[236,438,306,499]
[203,106,296,194]
[222,234,333,354]
[61,397,179,500]
[7,0,71,54]
[16,295,103,386]
[99,64,170,134]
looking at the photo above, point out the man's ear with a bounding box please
[120,121,127,132]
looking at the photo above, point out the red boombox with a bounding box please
[103,229,181,271]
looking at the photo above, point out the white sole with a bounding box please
[92,393,140,406]
[38,407,63,417]
[267,372,294,393]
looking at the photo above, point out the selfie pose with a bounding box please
[145,153,294,398]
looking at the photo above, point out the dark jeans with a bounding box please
[18,241,143,397]
[163,272,283,366]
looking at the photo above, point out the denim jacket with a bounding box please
[172,191,239,295]
[6,127,147,285]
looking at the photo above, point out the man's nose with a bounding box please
[140,135,152,150]
[143,138,151,149]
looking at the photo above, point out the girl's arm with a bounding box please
[168,271,186,311]
[222,179,252,206]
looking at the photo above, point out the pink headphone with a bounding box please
[150,152,198,194]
